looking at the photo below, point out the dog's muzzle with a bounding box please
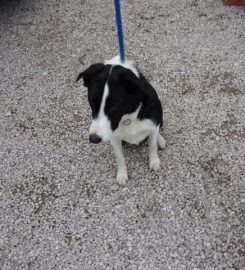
[89,133,102,144]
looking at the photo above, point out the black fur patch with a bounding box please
[77,63,163,129]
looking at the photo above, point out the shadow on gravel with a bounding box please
[0,0,35,25]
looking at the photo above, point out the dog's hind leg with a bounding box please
[149,128,161,171]
[110,137,128,185]
[157,134,166,149]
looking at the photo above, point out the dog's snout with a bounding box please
[89,133,102,144]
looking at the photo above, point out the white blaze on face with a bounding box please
[89,83,112,142]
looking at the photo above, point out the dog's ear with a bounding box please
[119,69,140,93]
[76,63,104,86]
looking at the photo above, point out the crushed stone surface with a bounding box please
[0,0,244,269]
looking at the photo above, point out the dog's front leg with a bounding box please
[110,137,128,185]
[149,127,161,171]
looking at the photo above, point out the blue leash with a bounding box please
[114,0,125,62]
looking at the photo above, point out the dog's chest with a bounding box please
[114,116,156,145]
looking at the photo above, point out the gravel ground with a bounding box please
[0,0,244,269]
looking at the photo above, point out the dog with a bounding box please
[77,56,166,185]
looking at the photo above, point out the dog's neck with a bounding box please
[104,56,139,78]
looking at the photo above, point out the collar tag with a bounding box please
[123,119,131,126]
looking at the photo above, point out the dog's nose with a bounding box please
[89,133,102,144]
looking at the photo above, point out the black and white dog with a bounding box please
[77,56,166,185]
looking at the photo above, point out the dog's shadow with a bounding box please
[122,138,148,149]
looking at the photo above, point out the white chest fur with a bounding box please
[113,108,156,145]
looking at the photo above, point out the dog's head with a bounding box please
[77,59,142,143]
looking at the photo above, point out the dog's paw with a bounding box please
[149,157,160,171]
[158,135,166,149]
[116,172,128,185]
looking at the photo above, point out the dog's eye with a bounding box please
[105,106,117,117]
[89,98,100,117]
[108,106,117,114]
[105,98,117,113]
[89,95,99,108]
